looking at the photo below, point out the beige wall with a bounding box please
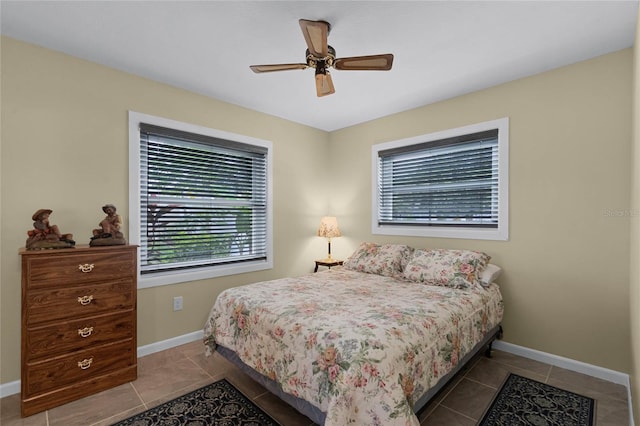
[630,8,640,425]
[329,49,633,373]
[0,36,635,396]
[0,37,331,384]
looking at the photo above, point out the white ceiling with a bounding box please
[1,1,638,131]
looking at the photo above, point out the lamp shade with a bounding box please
[317,216,341,239]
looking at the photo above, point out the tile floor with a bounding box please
[1,340,630,426]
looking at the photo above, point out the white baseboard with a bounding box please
[492,340,634,426]
[0,380,20,398]
[136,330,203,358]
[492,340,629,385]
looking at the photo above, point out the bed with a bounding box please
[204,243,504,426]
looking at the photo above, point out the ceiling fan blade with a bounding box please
[334,54,394,71]
[299,19,329,57]
[315,71,335,97]
[250,63,308,73]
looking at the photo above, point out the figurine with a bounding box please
[90,204,126,246]
[26,209,75,249]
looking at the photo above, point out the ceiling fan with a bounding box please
[250,19,394,97]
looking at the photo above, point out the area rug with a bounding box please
[111,378,279,425]
[478,373,595,426]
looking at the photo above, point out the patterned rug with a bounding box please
[111,378,279,425]
[479,373,595,426]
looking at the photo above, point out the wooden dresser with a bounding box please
[20,245,137,417]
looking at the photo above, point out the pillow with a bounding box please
[343,242,413,278]
[403,249,491,289]
[479,263,502,287]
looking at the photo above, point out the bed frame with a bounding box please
[216,324,504,425]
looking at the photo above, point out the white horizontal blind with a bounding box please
[378,130,499,228]
[139,124,268,274]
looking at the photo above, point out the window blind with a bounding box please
[139,123,268,274]
[377,130,499,228]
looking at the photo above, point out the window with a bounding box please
[129,111,273,288]
[372,118,508,241]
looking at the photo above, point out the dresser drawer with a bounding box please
[25,279,134,326]
[23,340,135,398]
[24,249,135,289]
[25,312,134,362]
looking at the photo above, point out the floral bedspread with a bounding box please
[204,268,503,426]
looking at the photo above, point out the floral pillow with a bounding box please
[343,242,413,278]
[403,249,491,289]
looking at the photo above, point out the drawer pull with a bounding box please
[77,295,94,306]
[78,263,95,273]
[77,327,94,338]
[77,358,93,370]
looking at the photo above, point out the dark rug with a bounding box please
[111,378,279,426]
[479,373,595,426]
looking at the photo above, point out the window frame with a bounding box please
[129,111,273,289]
[372,117,509,241]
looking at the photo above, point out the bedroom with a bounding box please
[0,1,639,425]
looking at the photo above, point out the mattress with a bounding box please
[204,267,503,426]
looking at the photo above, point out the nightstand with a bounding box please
[314,259,343,272]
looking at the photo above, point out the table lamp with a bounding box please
[317,216,341,261]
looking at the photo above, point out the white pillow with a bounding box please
[480,263,502,286]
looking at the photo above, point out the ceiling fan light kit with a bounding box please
[250,19,393,97]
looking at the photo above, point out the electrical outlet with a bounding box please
[173,296,183,311]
